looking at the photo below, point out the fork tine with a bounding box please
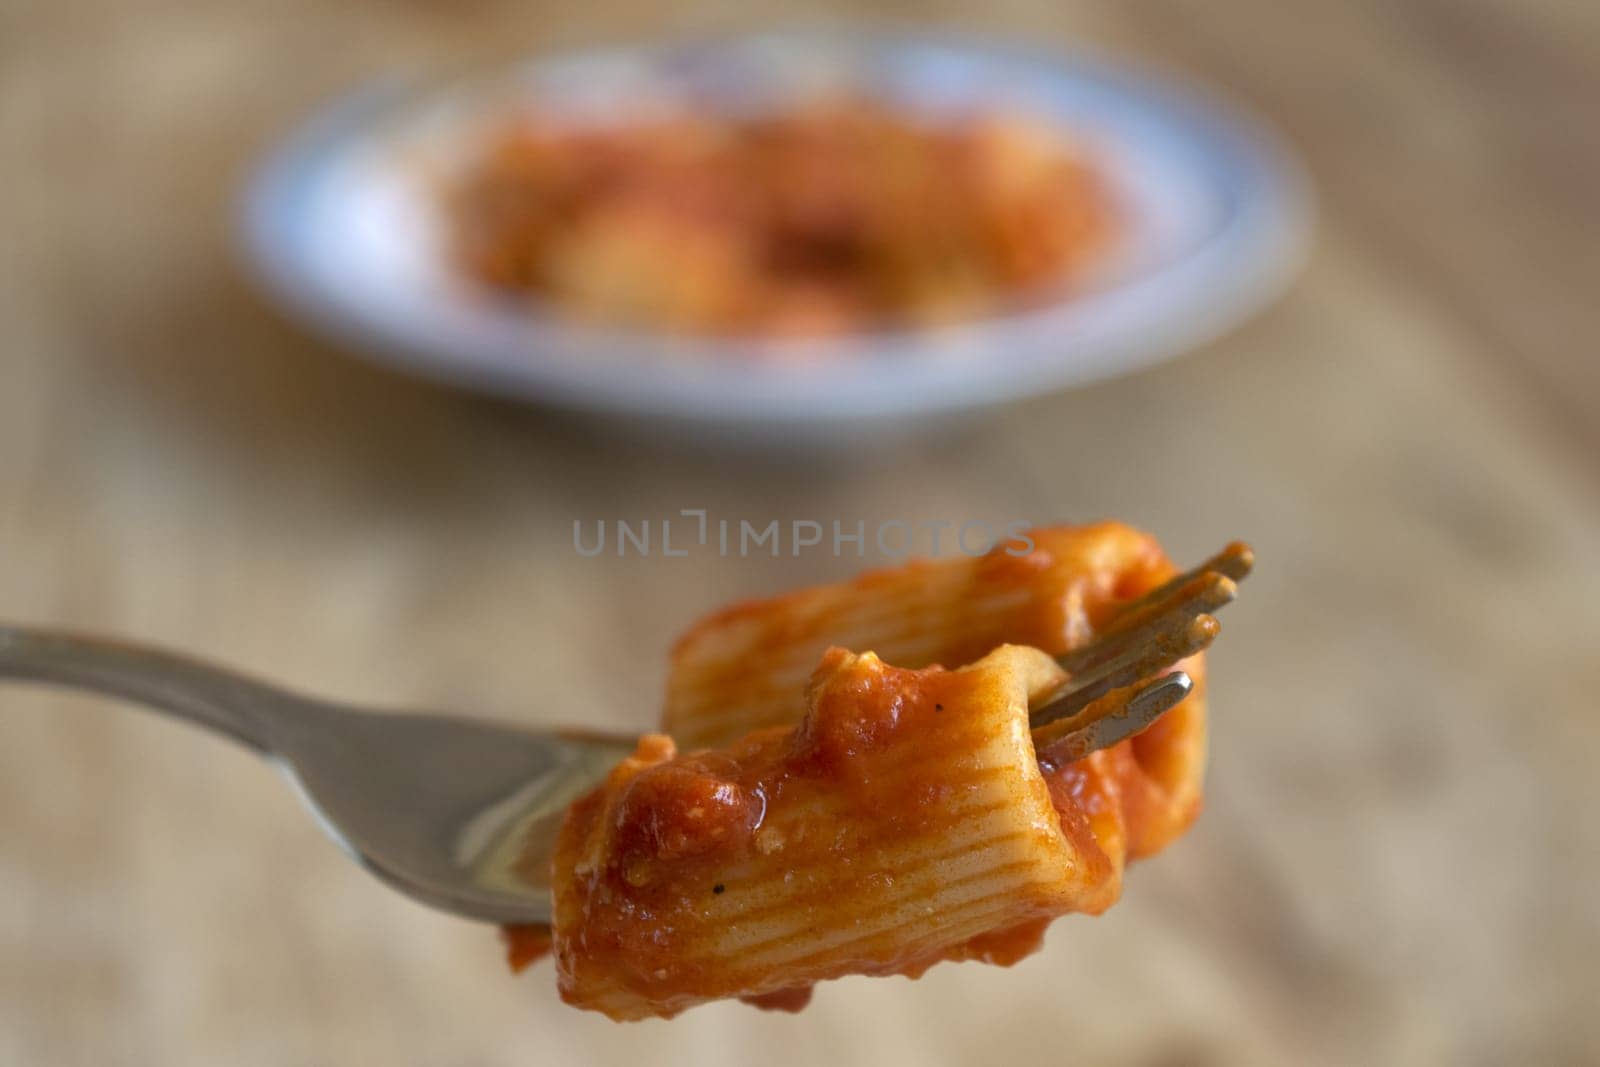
[1029,541,1251,749]
[1033,667,1175,745]
[1058,571,1236,674]
[1031,614,1217,730]
[1121,542,1253,619]
[1036,672,1194,764]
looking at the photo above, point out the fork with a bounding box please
[0,544,1249,926]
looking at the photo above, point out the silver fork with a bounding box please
[0,545,1248,926]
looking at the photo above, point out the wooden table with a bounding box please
[3,1,1596,1063]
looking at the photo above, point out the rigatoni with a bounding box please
[664,522,1177,748]
[664,521,1206,858]
[551,645,1118,1020]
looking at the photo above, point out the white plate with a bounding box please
[241,31,1309,432]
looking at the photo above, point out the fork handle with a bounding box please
[0,624,309,753]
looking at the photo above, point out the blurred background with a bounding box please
[2,0,1598,1064]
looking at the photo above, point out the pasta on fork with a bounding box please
[508,523,1251,1019]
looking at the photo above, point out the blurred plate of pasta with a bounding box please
[241,30,1308,433]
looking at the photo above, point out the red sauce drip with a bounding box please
[503,924,553,972]
[739,986,815,1013]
